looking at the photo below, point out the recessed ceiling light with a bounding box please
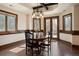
[9,4,13,6]
[9,4,15,7]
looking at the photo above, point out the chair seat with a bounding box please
[41,43,50,46]
[27,43,41,48]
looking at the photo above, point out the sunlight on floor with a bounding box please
[9,44,25,53]
[53,35,57,38]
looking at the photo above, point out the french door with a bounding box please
[44,16,59,39]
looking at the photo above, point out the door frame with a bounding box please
[44,16,59,40]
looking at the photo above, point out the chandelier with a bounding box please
[32,5,44,18]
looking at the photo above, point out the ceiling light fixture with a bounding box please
[32,3,44,19]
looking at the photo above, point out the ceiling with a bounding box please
[0,3,77,15]
[20,3,58,11]
[19,3,41,9]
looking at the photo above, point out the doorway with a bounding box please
[44,16,59,39]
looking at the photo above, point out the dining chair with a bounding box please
[40,32,52,55]
[25,30,42,56]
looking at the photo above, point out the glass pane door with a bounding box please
[45,18,51,37]
[44,17,59,39]
[46,19,50,33]
[52,18,58,38]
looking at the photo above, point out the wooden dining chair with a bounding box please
[25,30,42,56]
[40,32,52,55]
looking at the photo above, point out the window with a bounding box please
[0,14,6,32]
[63,13,72,31]
[0,10,17,34]
[7,15,16,31]
[33,18,41,31]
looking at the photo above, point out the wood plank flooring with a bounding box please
[0,40,79,56]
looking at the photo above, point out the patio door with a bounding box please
[44,16,59,39]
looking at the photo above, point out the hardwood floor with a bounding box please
[0,40,79,56]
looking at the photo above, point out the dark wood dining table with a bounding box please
[32,38,47,41]
[30,38,47,45]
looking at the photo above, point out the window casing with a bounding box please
[0,10,18,35]
[63,13,72,32]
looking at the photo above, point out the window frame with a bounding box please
[0,10,18,35]
[63,13,72,32]
[0,14,6,32]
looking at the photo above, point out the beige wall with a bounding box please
[74,5,79,30]
[72,5,79,45]
[41,17,44,30]
[27,13,33,30]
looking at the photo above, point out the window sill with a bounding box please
[0,30,25,35]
